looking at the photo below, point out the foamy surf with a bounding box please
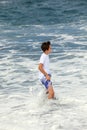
[0,11,87,130]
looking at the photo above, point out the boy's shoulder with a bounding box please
[40,53,47,60]
[41,53,48,58]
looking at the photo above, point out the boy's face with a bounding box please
[47,45,52,54]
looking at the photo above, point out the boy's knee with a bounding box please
[49,90,54,97]
[48,92,54,99]
[52,91,54,97]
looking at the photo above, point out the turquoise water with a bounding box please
[0,0,87,130]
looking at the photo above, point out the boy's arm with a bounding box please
[38,63,50,80]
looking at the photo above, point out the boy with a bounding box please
[38,41,55,99]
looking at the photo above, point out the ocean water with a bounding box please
[0,0,87,130]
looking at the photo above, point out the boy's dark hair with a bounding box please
[41,41,51,52]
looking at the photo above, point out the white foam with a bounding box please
[0,21,87,130]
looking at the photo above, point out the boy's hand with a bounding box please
[46,74,51,80]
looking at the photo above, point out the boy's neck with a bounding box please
[44,51,49,55]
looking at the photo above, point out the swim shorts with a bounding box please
[41,74,52,89]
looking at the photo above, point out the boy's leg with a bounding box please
[41,77,54,99]
[47,85,54,99]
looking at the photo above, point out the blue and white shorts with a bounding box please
[40,74,52,89]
